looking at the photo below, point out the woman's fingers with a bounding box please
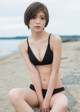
[45,108,50,112]
[38,108,45,112]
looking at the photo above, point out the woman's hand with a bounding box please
[39,98,50,112]
[38,99,44,112]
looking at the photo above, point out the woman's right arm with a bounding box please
[18,40,43,104]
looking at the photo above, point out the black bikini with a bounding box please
[27,34,65,98]
[27,34,53,65]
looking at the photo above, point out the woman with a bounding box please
[9,2,68,112]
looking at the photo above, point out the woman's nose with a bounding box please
[36,18,40,23]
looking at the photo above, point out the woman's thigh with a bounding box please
[9,87,39,107]
[50,91,68,109]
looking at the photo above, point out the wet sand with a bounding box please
[0,41,80,112]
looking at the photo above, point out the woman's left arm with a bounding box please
[45,34,62,101]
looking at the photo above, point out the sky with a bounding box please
[0,0,80,37]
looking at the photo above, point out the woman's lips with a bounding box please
[34,26,41,29]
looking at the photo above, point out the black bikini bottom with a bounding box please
[29,84,65,99]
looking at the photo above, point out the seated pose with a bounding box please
[9,2,68,112]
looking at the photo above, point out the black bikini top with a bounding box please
[27,34,53,65]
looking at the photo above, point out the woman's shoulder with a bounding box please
[18,39,28,51]
[51,33,62,42]
[50,33,62,49]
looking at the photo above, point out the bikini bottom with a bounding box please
[29,84,65,99]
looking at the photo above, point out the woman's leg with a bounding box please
[50,92,68,112]
[9,88,39,112]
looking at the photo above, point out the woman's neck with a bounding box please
[30,31,46,40]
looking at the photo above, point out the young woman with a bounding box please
[9,2,68,112]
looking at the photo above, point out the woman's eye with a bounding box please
[41,17,45,20]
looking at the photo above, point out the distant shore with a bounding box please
[0,35,80,42]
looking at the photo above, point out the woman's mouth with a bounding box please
[34,26,41,29]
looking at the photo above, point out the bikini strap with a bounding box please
[27,38,29,47]
[48,33,52,45]
[27,38,29,48]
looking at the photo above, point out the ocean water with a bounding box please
[0,35,80,57]
[0,39,21,57]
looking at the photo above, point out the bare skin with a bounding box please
[28,34,63,89]
[9,11,68,112]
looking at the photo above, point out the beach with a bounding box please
[0,41,80,112]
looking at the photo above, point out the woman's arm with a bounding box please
[45,34,62,101]
[18,40,43,104]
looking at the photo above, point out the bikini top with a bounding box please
[27,34,53,65]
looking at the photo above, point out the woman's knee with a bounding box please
[59,98,69,111]
[57,95,69,111]
[50,94,69,111]
[9,88,22,105]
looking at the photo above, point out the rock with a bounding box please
[64,86,75,112]
[62,71,80,112]
[62,71,80,85]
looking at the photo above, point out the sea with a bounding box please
[0,35,80,58]
[0,39,22,57]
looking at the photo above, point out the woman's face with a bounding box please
[29,11,46,32]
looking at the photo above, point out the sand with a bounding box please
[0,41,80,112]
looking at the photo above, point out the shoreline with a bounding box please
[0,39,80,60]
[0,51,20,63]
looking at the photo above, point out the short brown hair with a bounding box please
[24,2,49,29]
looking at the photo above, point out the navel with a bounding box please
[43,78,46,81]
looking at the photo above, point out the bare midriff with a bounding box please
[35,64,63,89]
